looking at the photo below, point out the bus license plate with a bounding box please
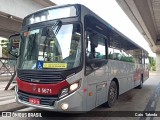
[29,98,40,105]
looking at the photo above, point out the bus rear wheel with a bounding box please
[105,81,117,108]
[137,76,143,89]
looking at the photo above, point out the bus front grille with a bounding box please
[18,90,58,106]
[17,70,63,84]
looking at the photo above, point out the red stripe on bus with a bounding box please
[133,68,149,81]
[16,77,69,95]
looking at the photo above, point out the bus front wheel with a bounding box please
[105,81,118,108]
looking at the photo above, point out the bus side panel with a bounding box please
[86,83,97,111]
[66,71,87,111]
[95,65,109,107]
[85,65,109,111]
[143,69,149,81]
[108,60,135,95]
[143,65,149,81]
[85,73,97,111]
[134,64,146,87]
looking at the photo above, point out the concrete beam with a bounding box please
[33,0,56,7]
[0,0,55,19]
[156,54,160,71]
[116,0,159,53]
[133,0,157,44]
[0,46,2,57]
[0,16,21,32]
[0,15,21,38]
[0,29,16,38]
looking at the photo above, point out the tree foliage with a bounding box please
[0,39,9,57]
[148,56,156,71]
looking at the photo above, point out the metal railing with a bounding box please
[0,57,17,90]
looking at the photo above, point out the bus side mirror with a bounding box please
[8,33,20,58]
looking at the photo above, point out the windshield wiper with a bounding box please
[51,20,62,35]
[43,20,62,58]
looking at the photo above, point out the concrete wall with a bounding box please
[0,0,45,19]
[156,54,160,71]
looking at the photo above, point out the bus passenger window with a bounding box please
[86,32,106,59]
[95,37,106,59]
[86,34,91,58]
[85,31,107,74]
[108,47,113,59]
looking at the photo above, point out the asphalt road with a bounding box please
[1,72,160,120]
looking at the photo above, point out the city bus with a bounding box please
[8,4,149,112]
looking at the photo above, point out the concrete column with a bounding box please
[0,46,2,57]
[156,54,160,71]
[0,39,2,57]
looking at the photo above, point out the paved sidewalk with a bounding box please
[0,90,26,111]
[0,90,15,96]
[0,74,16,91]
[0,75,16,82]
[0,75,26,111]
[149,71,160,76]
[0,81,16,91]
[0,90,16,111]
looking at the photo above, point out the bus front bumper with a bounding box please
[15,86,83,111]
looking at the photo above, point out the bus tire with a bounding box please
[137,76,143,89]
[105,81,117,108]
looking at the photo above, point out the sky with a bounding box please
[51,0,156,57]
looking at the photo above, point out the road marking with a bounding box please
[0,99,15,105]
[145,117,151,120]
[16,107,36,111]
[151,101,155,108]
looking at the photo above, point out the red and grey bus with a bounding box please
[8,4,149,111]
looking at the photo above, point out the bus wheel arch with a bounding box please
[104,78,119,108]
[137,74,143,89]
[112,78,119,98]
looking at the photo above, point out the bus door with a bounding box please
[85,31,108,110]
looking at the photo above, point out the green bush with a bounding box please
[108,53,134,63]
[2,47,8,57]
[152,66,156,71]
[148,56,156,71]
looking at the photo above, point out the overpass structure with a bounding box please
[0,0,56,38]
[116,0,160,71]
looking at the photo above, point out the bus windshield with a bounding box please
[19,23,82,70]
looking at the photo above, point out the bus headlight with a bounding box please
[70,82,79,92]
[59,79,81,98]
[61,103,69,110]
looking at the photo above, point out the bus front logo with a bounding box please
[33,86,37,91]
